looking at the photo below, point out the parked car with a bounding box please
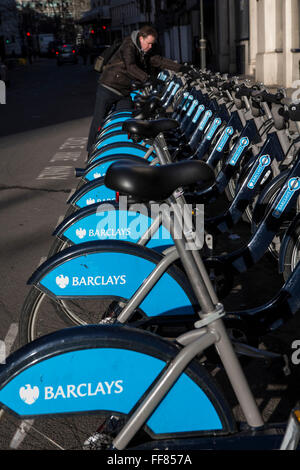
[56,45,78,66]
[48,41,62,58]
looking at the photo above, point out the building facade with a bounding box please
[249,0,300,87]
[110,0,154,37]
[0,0,22,57]
[76,0,300,88]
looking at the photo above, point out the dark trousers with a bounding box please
[87,84,133,153]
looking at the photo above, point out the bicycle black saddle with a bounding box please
[104,159,215,202]
[132,96,162,119]
[122,118,179,142]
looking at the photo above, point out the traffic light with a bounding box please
[102,25,107,30]
[26,32,31,37]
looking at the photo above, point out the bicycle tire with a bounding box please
[282,222,300,281]
[4,324,235,449]
[47,237,70,258]
[19,285,147,347]
[20,241,198,345]
[251,170,297,260]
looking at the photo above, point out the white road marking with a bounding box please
[3,323,18,357]
[8,136,89,449]
[36,137,87,181]
[9,420,35,449]
[37,166,74,180]
[50,152,81,162]
[0,322,19,364]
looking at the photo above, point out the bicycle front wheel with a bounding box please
[0,411,123,450]
[19,286,142,346]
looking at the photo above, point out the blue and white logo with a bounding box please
[192,105,205,124]
[229,137,249,166]
[198,110,213,130]
[0,349,164,416]
[19,380,125,406]
[182,94,194,111]
[170,83,180,96]
[206,118,222,141]
[186,99,199,117]
[216,126,234,152]
[76,186,116,208]
[55,274,70,289]
[85,163,116,181]
[247,155,271,190]
[75,228,87,239]
[166,81,175,93]
[272,177,300,218]
[19,385,40,405]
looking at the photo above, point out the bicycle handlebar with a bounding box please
[251,89,285,105]
[278,101,300,121]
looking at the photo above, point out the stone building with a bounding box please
[0,0,22,57]
[76,0,300,88]
[249,0,300,87]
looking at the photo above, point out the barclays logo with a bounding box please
[19,384,40,405]
[72,275,126,286]
[272,177,300,218]
[76,228,87,239]
[89,228,131,238]
[86,197,114,205]
[56,274,69,289]
[19,380,124,405]
[44,380,124,399]
[55,274,127,288]
[86,198,96,205]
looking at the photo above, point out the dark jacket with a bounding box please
[100,31,182,96]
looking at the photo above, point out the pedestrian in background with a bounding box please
[80,44,89,65]
[87,24,192,153]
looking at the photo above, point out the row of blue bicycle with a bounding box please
[0,67,300,449]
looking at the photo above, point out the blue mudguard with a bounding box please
[94,131,149,150]
[98,123,123,137]
[88,142,155,164]
[80,154,153,183]
[102,114,133,129]
[68,178,117,207]
[0,324,235,436]
[28,241,196,318]
[53,201,174,251]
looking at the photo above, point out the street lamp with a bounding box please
[199,0,206,69]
